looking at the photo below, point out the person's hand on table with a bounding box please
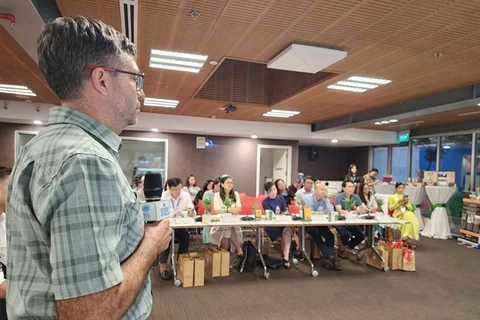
[187,210,195,217]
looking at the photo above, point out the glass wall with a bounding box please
[410,137,438,181]
[373,147,388,180]
[392,146,408,183]
[118,138,168,187]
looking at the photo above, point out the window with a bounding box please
[410,137,438,181]
[373,147,388,180]
[392,146,408,183]
[440,134,472,192]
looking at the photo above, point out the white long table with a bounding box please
[168,216,405,286]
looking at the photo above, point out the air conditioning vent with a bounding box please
[119,0,138,45]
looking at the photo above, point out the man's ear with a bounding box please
[90,67,110,96]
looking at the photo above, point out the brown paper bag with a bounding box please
[187,253,205,286]
[384,246,403,270]
[203,248,221,277]
[365,245,389,270]
[261,235,271,256]
[312,242,322,259]
[402,249,416,272]
[304,235,313,258]
[218,248,230,277]
[177,254,194,287]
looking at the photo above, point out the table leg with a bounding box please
[301,226,318,277]
[256,227,270,279]
[170,229,181,286]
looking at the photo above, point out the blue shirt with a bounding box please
[262,196,286,213]
[304,194,334,212]
[334,193,362,210]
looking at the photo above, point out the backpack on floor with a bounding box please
[236,240,257,273]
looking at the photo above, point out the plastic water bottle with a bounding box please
[275,206,280,217]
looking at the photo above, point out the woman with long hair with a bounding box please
[344,164,358,183]
[388,182,420,240]
[357,183,378,212]
[274,178,294,207]
[210,175,243,256]
[194,179,214,207]
[183,174,200,201]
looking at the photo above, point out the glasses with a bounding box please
[85,65,145,91]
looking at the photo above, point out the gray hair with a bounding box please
[37,16,136,101]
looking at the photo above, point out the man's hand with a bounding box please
[187,210,195,217]
[144,219,172,255]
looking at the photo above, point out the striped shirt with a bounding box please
[6,107,151,319]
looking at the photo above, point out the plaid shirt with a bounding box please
[6,107,151,319]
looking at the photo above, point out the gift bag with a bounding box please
[365,245,389,270]
[384,245,403,270]
[402,248,416,272]
[218,248,230,277]
[177,254,194,287]
[204,248,221,277]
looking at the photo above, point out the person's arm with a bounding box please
[49,155,172,319]
[354,195,366,213]
[405,198,414,211]
[229,193,242,214]
[184,192,196,216]
[213,193,224,214]
[324,199,334,213]
[335,204,348,216]
[388,195,401,211]
[0,266,5,299]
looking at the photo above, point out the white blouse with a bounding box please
[214,191,242,211]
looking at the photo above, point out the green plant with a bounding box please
[203,198,212,213]
[447,189,463,218]
[295,197,305,206]
[375,197,384,213]
[222,198,233,212]
[343,198,356,211]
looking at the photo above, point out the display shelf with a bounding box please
[459,199,480,247]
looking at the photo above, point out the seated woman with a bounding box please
[357,182,378,213]
[274,178,294,207]
[194,179,214,207]
[210,175,243,257]
[388,182,420,241]
[262,182,293,269]
[183,174,201,201]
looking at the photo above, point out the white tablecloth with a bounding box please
[404,186,427,231]
[374,184,396,195]
[421,186,456,239]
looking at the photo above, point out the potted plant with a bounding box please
[222,198,233,213]
[203,198,212,215]
[375,197,384,213]
[343,198,356,212]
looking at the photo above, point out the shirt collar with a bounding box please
[48,107,122,153]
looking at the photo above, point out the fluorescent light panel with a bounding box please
[327,85,366,93]
[263,113,291,118]
[337,81,378,89]
[459,110,480,117]
[149,49,208,73]
[348,76,392,84]
[263,109,300,118]
[0,84,36,96]
[270,109,300,115]
[144,97,179,108]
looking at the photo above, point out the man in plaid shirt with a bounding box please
[6,16,171,319]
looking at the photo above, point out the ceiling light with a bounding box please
[263,109,300,118]
[270,109,300,115]
[251,135,258,139]
[347,76,392,84]
[150,49,207,73]
[477,103,480,106]
[0,84,36,96]
[151,128,159,132]
[389,119,398,123]
[337,81,378,89]
[331,139,338,143]
[33,120,43,125]
[442,145,451,149]
[374,122,382,125]
[144,97,179,108]
[263,113,291,118]
[149,63,201,73]
[327,85,366,93]
[381,121,389,124]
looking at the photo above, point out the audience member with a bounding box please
[159,177,195,280]
[344,164,358,183]
[6,16,172,319]
[261,182,292,268]
[363,168,380,187]
[132,174,144,192]
[304,182,342,270]
[295,175,315,201]
[211,175,243,256]
[334,181,366,258]
[358,183,379,213]
[202,178,220,244]
[194,179,214,207]
[388,182,420,241]
[287,178,302,198]
[183,174,201,201]
[275,178,294,206]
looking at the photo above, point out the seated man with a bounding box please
[304,182,342,270]
[295,175,315,202]
[334,181,366,258]
[159,177,195,280]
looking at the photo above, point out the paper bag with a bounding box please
[204,248,221,277]
[188,252,205,286]
[402,249,416,272]
[218,248,230,277]
[262,235,271,256]
[384,246,403,270]
[177,254,194,287]
[365,245,389,270]
[312,242,322,259]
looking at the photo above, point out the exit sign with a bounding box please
[398,132,410,143]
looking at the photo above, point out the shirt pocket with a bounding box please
[119,201,144,261]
